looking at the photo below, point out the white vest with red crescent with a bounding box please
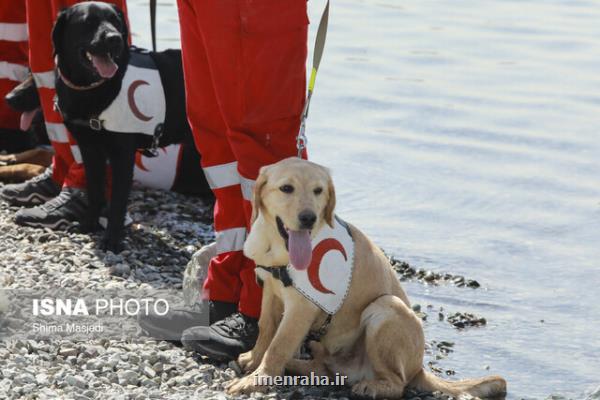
[133,144,181,190]
[287,216,355,315]
[99,50,165,136]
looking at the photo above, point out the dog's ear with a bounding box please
[251,166,270,224]
[52,9,70,57]
[111,4,130,44]
[323,172,336,227]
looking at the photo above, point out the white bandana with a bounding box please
[287,217,355,315]
[99,50,165,136]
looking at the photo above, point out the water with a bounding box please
[128,1,600,398]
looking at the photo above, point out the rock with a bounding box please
[157,341,170,351]
[452,276,465,285]
[106,372,119,384]
[109,263,131,277]
[447,312,487,329]
[129,354,141,364]
[142,351,159,365]
[58,347,78,358]
[88,260,104,269]
[15,373,36,385]
[142,365,156,379]
[104,252,124,265]
[66,375,88,389]
[106,354,121,368]
[183,243,216,306]
[36,373,49,385]
[20,383,38,395]
[387,257,481,289]
[85,360,103,371]
[152,361,163,373]
[82,345,103,358]
[141,377,158,388]
[415,312,427,321]
[466,279,480,288]
[118,370,139,386]
[14,354,27,364]
[183,370,202,384]
[228,360,242,376]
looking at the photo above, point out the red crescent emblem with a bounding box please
[135,148,168,172]
[135,151,149,172]
[307,238,347,295]
[128,80,153,121]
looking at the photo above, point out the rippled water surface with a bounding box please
[128,1,600,398]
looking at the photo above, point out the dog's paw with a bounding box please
[237,351,261,373]
[101,234,124,254]
[352,379,394,398]
[226,372,269,395]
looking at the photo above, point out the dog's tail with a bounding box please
[409,369,507,398]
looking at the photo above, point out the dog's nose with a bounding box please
[298,210,317,229]
[104,32,122,48]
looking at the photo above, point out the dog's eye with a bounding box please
[279,185,294,194]
[314,187,323,195]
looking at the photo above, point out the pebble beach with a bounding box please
[0,185,493,399]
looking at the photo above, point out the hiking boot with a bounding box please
[138,300,237,341]
[181,312,259,362]
[14,187,87,230]
[0,167,60,206]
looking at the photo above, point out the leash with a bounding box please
[297,0,330,157]
[150,0,157,52]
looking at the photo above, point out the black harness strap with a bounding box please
[255,265,293,288]
[255,265,333,343]
[65,115,103,131]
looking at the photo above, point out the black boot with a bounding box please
[181,312,258,362]
[14,187,87,230]
[1,167,59,207]
[138,300,237,341]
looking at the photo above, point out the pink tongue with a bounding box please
[91,55,118,78]
[20,110,37,131]
[288,229,312,270]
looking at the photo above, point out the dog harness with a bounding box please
[61,48,166,144]
[256,216,355,315]
[98,48,165,137]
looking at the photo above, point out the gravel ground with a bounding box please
[0,187,480,400]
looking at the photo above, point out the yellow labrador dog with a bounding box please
[227,157,506,398]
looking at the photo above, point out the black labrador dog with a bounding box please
[4,74,48,147]
[52,2,206,252]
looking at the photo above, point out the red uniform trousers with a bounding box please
[0,1,28,131]
[177,0,308,318]
[25,0,127,189]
